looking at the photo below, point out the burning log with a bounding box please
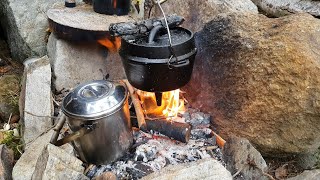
[145,119,191,143]
[109,14,184,36]
[123,80,147,130]
[124,80,191,143]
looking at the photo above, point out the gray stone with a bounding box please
[147,0,258,32]
[32,144,88,180]
[252,0,320,17]
[0,145,14,180]
[287,169,320,180]
[142,158,232,180]
[20,56,53,145]
[0,0,82,62]
[12,130,54,180]
[47,34,125,91]
[297,152,319,170]
[0,75,20,121]
[183,12,320,156]
[223,136,268,180]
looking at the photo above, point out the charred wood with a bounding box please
[109,14,184,37]
[145,118,191,143]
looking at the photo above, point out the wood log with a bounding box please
[123,80,147,130]
[145,119,191,143]
[109,14,184,36]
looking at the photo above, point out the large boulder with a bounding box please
[251,0,320,17]
[184,13,320,156]
[47,34,125,91]
[0,0,81,62]
[147,0,258,32]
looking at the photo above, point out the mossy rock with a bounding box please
[0,74,20,121]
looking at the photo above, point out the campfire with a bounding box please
[44,2,226,180]
[137,89,185,119]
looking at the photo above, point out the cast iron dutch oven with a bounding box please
[119,26,197,92]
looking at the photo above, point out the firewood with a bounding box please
[123,80,147,130]
[145,118,191,143]
[211,131,226,148]
[109,14,184,36]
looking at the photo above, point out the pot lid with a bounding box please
[62,80,127,120]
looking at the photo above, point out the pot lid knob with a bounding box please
[62,80,127,120]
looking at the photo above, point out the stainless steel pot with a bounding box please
[51,80,133,165]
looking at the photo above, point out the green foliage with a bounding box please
[1,130,23,159]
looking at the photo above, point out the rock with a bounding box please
[0,58,6,67]
[0,145,14,180]
[287,169,320,180]
[20,56,53,144]
[183,13,320,156]
[142,158,232,180]
[0,75,20,121]
[252,0,320,17]
[47,34,125,91]
[297,150,320,170]
[32,144,88,180]
[0,0,82,62]
[12,130,53,180]
[223,136,268,180]
[93,172,117,180]
[147,0,258,32]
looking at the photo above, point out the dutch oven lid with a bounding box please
[133,28,192,47]
[61,80,127,120]
[120,27,196,60]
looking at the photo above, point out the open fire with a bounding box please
[97,36,121,52]
[137,89,185,119]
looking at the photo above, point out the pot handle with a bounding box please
[148,25,165,44]
[50,114,94,147]
[170,59,190,68]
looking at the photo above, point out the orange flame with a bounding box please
[137,89,185,119]
[113,0,117,8]
[98,36,121,53]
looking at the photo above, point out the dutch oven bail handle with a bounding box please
[50,113,95,146]
[151,0,190,68]
[148,25,190,68]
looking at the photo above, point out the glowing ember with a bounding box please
[137,89,185,119]
[98,36,121,53]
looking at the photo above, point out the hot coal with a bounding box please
[85,108,225,180]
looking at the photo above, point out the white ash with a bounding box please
[183,108,211,128]
[85,108,224,180]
